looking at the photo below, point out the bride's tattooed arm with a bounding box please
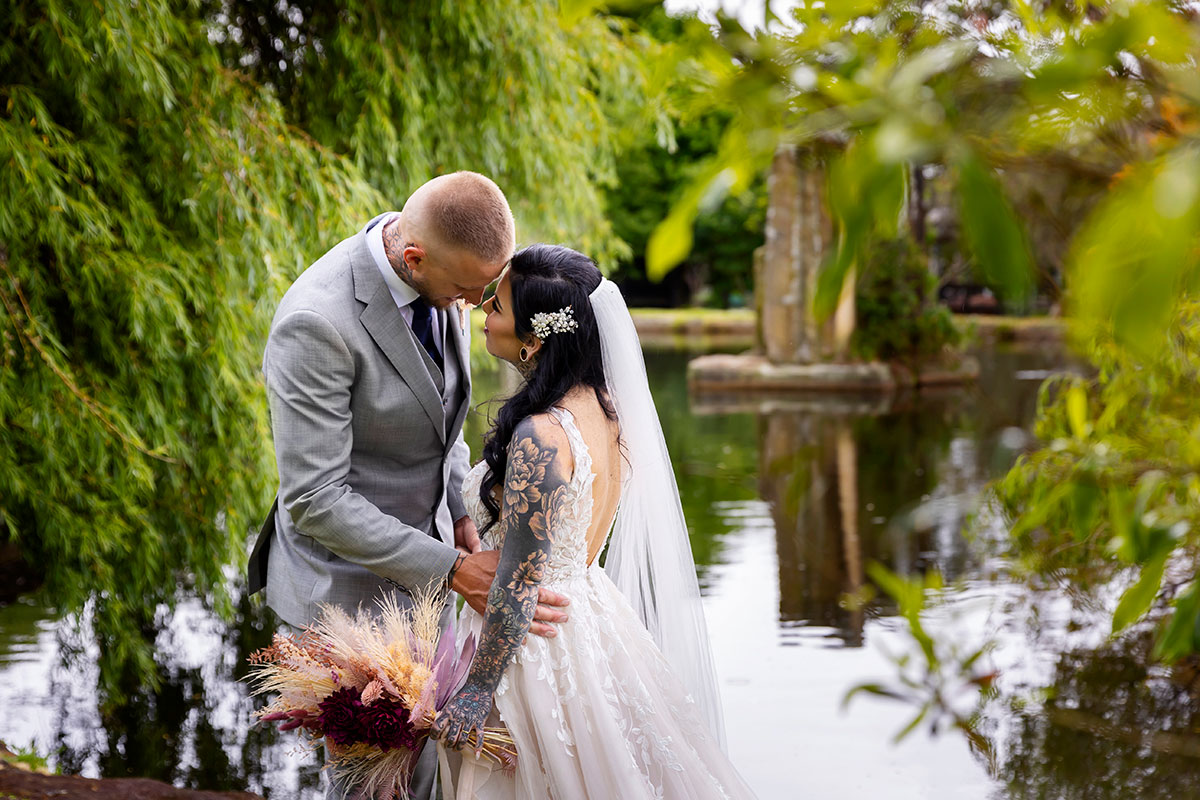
[432,415,571,751]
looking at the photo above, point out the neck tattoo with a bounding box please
[381,218,416,287]
[516,357,537,380]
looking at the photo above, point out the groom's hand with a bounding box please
[451,550,570,638]
[453,514,482,555]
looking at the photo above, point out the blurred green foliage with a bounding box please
[603,8,767,306]
[605,108,767,305]
[650,1,1196,315]
[0,0,662,701]
[662,1,1200,658]
[1,740,54,773]
[996,300,1200,659]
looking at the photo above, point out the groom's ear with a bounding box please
[402,242,427,270]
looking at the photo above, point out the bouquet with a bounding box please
[247,590,515,800]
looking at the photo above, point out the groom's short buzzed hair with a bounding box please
[405,171,515,264]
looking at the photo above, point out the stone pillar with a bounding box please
[753,245,765,354]
[759,146,836,364]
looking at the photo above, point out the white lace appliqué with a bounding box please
[457,408,743,800]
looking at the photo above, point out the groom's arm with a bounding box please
[432,415,570,749]
[265,309,458,590]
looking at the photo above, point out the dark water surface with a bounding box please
[3,347,1200,798]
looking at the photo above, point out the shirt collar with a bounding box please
[366,212,420,309]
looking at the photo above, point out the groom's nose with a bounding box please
[465,286,487,305]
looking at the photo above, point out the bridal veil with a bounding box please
[588,278,727,749]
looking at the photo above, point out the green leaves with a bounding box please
[816,143,906,321]
[1066,384,1090,440]
[558,0,605,26]
[1111,549,1169,635]
[211,0,663,268]
[1107,475,1181,567]
[998,313,1200,647]
[953,152,1035,309]
[1153,581,1200,663]
[646,124,773,280]
[845,563,994,752]
[645,161,717,280]
[866,561,941,667]
[1068,480,1101,543]
[1,0,384,702]
[1068,146,1200,359]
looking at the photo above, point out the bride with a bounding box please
[430,244,756,799]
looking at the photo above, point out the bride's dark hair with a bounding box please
[478,244,615,531]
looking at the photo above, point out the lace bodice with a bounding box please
[461,407,598,584]
[454,411,753,800]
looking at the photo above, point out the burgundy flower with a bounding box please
[358,696,419,752]
[318,687,365,746]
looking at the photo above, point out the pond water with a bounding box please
[3,346,1200,798]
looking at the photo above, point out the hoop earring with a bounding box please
[519,346,530,363]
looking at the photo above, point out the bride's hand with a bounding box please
[453,514,482,555]
[430,684,491,756]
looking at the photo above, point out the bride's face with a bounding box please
[480,271,536,364]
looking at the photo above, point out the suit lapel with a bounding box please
[443,310,473,455]
[352,235,447,441]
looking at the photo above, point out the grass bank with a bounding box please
[469,308,1064,364]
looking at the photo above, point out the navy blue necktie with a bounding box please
[409,296,443,371]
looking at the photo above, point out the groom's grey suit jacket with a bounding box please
[249,215,471,629]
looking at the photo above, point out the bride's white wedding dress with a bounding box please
[448,407,756,800]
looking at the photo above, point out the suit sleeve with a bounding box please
[264,309,458,589]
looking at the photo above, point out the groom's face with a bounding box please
[409,245,507,309]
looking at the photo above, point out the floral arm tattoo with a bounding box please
[432,416,572,751]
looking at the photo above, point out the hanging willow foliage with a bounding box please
[204,0,667,264]
[0,0,385,698]
[0,0,660,700]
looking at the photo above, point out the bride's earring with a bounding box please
[516,344,537,379]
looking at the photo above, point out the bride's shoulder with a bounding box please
[508,411,572,464]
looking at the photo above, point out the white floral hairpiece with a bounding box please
[530,306,579,340]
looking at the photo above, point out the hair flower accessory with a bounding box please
[530,306,578,340]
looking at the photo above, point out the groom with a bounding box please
[247,171,567,799]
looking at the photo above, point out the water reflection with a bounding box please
[712,347,1069,653]
[0,589,323,797]
[696,388,989,648]
[998,631,1200,799]
[758,412,867,645]
[7,345,1200,798]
